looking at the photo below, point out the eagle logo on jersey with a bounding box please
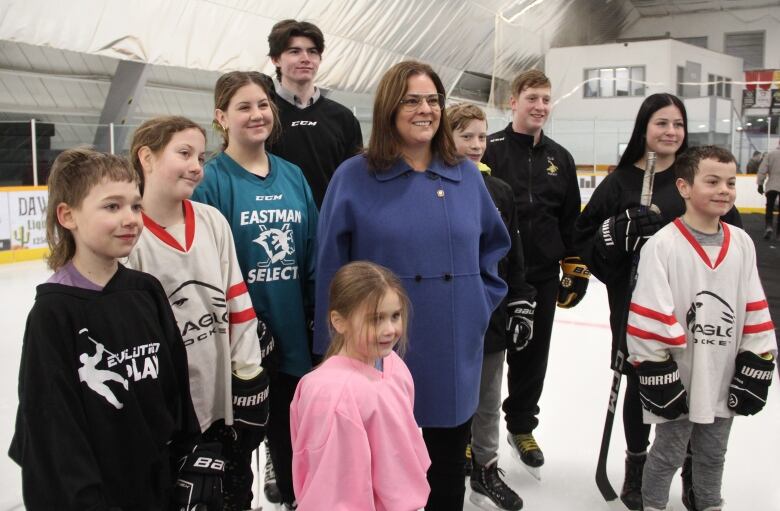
[546,156,558,176]
[253,223,296,267]
[686,291,735,346]
[168,280,228,347]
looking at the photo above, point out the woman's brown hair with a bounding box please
[324,261,411,361]
[366,61,459,171]
[130,116,206,179]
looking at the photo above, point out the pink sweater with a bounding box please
[290,352,431,510]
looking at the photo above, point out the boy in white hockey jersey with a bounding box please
[627,145,776,511]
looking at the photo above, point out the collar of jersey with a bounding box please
[141,200,195,253]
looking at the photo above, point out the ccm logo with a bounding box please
[291,121,317,126]
[193,456,225,471]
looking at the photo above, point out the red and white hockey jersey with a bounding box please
[127,200,262,431]
[627,219,776,424]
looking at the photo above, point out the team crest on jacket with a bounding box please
[254,223,296,266]
[685,291,735,347]
[168,280,228,347]
[546,156,558,176]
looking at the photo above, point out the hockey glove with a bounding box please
[174,443,225,511]
[506,299,535,351]
[728,351,775,416]
[597,206,664,258]
[258,320,278,371]
[636,359,689,420]
[557,256,590,308]
[232,367,270,429]
[758,184,764,195]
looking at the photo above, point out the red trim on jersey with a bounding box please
[746,300,769,311]
[627,324,686,345]
[141,200,195,252]
[673,219,730,270]
[630,303,678,326]
[226,281,248,300]
[743,321,775,334]
[229,307,256,324]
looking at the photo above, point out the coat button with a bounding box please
[444,273,452,281]
[415,275,422,282]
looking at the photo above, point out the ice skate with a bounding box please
[263,443,281,504]
[619,451,646,510]
[469,456,523,510]
[764,226,773,240]
[465,442,473,477]
[506,433,543,481]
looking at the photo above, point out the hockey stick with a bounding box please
[595,152,656,508]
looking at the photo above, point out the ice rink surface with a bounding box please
[0,259,778,510]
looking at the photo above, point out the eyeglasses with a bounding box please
[399,93,445,111]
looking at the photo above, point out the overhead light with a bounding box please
[757,118,764,122]
[721,119,730,122]
[698,124,707,128]
[746,123,753,126]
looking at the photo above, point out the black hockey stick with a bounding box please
[595,152,656,508]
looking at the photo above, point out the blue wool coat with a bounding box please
[314,154,510,427]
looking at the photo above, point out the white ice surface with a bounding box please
[1,260,778,510]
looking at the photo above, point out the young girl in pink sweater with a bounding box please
[290,261,430,510]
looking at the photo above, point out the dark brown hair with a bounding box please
[366,60,459,171]
[130,116,206,179]
[213,71,280,150]
[510,69,551,97]
[324,261,411,361]
[267,19,325,81]
[46,148,140,271]
[447,103,487,133]
[675,145,736,184]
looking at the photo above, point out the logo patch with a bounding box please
[546,156,558,176]
[686,291,735,347]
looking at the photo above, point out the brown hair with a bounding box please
[130,116,206,179]
[324,261,411,361]
[213,71,280,150]
[511,69,551,97]
[46,147,140,271]
[675,145,737,185]
[366,61,459,171]
[267,19,325,81]
[447,103,487,133]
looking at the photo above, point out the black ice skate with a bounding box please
[465,442,473,477]
[507,433,543,481]
[469,457,523,510]
[263,443,281,504]
[620,451,646,510]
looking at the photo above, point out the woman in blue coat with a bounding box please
[314,60,510,510]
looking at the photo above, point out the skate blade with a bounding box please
[509,444,542,481]
[469,491,506,511]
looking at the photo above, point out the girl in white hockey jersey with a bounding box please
[127,116,271,511]
[626,146,776,511]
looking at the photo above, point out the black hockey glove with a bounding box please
[557,256,590,308]
[506,299,535,351]
[636,359,689,420]
[232,368,270,429]
[174,443,225,511]
[257,319,278,371]
[758,184,764,195]
[597,206,664,258]
[728,351,775,416]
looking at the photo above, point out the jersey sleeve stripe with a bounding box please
[743,321,775,334]
[746,300,769,311]
[229,307,256,324]
[627,324,686,346]
[629,303,678,325]
[227,281,249,300]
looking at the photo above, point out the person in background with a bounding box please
[745,150,763,174]
[757,141,780,240]
[449,102,533,511]
[265,19,363,208]
[315,60,510,510]
[482,69,589,479]
[291,261,430,511]
[192,71,317,511]
[574,93,742,511]
[626,145,775,511]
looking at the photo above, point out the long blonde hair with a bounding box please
[324,261,411,360]
[46,148,140,271]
